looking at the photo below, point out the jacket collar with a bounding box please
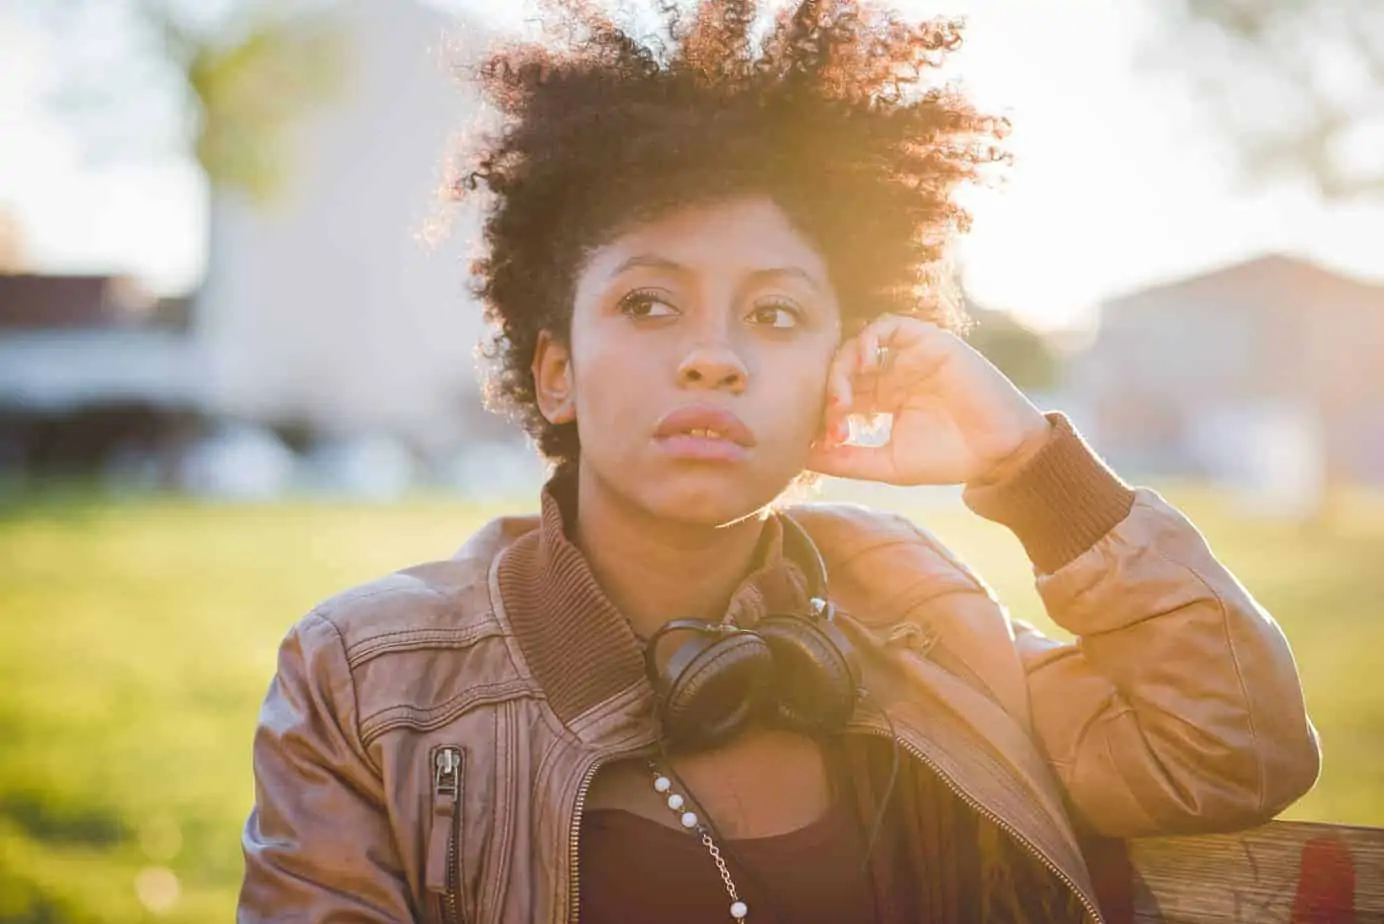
[495,472,813,729]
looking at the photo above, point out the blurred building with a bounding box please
[0,273,201,478]
[1072,254,1384,490]
[1,0,542,496]
[195,0,497,460]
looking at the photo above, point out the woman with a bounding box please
[238,2,1320,922]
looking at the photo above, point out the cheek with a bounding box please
[766,349,835,441]
[569,330,650,436]
[793,377,831,443]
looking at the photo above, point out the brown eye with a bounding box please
[748,301,802,329]
[618,289,679,319]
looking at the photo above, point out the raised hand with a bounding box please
[807,315,1052,487]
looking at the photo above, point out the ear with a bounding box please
[532,330,576,425]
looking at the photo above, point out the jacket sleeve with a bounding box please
[962,413,1321,839]
[239,610,416,922]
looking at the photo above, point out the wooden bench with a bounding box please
[1087,821,1384,922]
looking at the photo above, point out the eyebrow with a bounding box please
[608,254,824,295]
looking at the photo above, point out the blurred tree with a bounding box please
[1150,0,1384,199]
[963,302,1061,393]
[26,0,347,204]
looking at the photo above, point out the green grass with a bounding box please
[1,485,1380,922]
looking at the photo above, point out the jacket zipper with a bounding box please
[855,723,1105,924]
[567,745,655,924]
[567,755,606,924]
[427,746,464,924]
[562,731,1103,924]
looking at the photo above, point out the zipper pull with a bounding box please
[426,747,462,897]
[434,746,461,800]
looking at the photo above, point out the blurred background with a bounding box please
[1,0,1381,920]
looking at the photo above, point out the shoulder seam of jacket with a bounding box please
[304,608,386,779]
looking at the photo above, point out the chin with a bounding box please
[639,465,792,527]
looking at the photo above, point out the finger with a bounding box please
[839,315,953,415]
[857,324,881,376]
[842,378,885,418]
[850,339,901,414]
[863,314,948,359]
[827,337,859,411]
[868,316,961,396]
[805,441,897,482]
[810,417,852,453]
[825,417,852,449]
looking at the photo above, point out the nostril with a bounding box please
[685,369,703,382]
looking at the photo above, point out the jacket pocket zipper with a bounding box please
[426,746,464,924]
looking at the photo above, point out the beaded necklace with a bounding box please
[644,760,751,922]
[637,697,899,922]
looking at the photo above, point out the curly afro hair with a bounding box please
[453,0,1007,467]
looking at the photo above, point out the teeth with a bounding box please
[688,428,723,439]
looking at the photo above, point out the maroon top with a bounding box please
[577,734,1087,923]
[579,780,878,924]
[577,738,974,924]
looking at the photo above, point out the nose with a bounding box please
[676,341,748,393]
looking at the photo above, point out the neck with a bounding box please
[572,465,769,639]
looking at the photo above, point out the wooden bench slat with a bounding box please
[1111,820,1384,923]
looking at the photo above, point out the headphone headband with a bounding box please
[644,619,746,684]
[777,512,829,602]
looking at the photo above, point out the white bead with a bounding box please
[667,793,685,811]
[653,776,671,793]
[731,900,748,919]
[680,811,698,828]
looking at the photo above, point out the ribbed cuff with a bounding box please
[962,412,1135,573]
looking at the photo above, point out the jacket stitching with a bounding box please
[358,678,541,743]
[1148,539,1258,810]
[828,532,933,572]
[812,518,1019,719]
[347,618,489,649]
[321,582,440,612]
[904,521,990,593]
[923,632,1010,711]
[1100,725,1164,834]
[1048,672,1126,771]
[486,701,519,922]
[307,609,390,782]
[1044,494,1154,606]
[346,623,505,667]
[812,521,989,620]
[1054,514,1260,819]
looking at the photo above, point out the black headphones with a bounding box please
[644,515,861,751]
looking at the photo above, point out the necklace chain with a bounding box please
[701,834,740,903]
[647,761,749,921]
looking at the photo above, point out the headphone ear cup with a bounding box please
[757,614,860,735]
[658,632,774,750]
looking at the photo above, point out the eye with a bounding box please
[617,288,679,319]
[747,299,803,330]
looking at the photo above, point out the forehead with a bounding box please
[580,195,831,286]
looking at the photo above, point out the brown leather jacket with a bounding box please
[238,422,1319,923]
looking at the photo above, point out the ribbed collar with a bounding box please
[496,473,813,727]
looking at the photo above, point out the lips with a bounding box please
[654,405,756,445]
[653,405,756,462]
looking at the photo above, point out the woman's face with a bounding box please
[535,195,843,526]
